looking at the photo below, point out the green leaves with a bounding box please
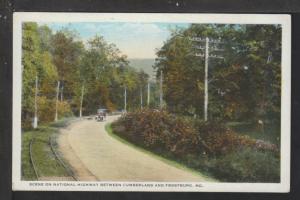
[22,23,60,128]
[154,24,281,123]
[22,22,152,128]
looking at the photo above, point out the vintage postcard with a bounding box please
[12,13,291,192]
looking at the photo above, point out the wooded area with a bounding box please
[22,22,152,129]
[154,24,281,124]
[22,23,281,132]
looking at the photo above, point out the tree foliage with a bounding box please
[22,23,149,128]
[22,23,58,128]
[22,23,281,129]
[154,24,281,124]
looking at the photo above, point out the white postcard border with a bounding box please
[12,12,291,192]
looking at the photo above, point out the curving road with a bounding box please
[57,115,212,182]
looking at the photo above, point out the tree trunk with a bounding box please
[147,82,150,106]
[79,85,85,118]
[60,84,64,102]
[33,75,38,129]
[55,81,60,121]
[140,87,143,109]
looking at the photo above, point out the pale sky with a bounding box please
[45,22,190,59]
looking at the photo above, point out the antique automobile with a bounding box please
[95,108,107,121]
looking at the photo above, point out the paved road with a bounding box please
[57,115,212,182]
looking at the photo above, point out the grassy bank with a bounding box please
[21,118,74,180]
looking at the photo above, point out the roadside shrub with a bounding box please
[196,121,278,155]
[22,98,73,130]
[22,115,33,130]
[112,109,204,158]
[112,109,280,182]
[57,100,73,118]
[38,96,56,123]
[227,121,281,146]
[209,148,280,182]
[49,118,74,128]
[254,139,279,153]
[22,96,56,129]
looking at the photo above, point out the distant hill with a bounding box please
[129,58,156,80]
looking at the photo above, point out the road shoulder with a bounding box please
[57,126,98,181]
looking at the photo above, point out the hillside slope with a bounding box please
[129,59,155,79]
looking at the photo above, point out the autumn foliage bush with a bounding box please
[37,96,56,123]
[112,109,204,158]
[37,98,73,124]
[112,109,278,157]
[195,121,278,155]
[22,98,74,130]
[57,100,73,118]
[112,109,280,182]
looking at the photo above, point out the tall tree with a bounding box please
[154,24,281,124]
[22,22,59,128]
[51,30,84,102]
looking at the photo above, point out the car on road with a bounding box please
[95,108,108,121]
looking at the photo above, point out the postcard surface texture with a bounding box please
[12,12,291,192]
